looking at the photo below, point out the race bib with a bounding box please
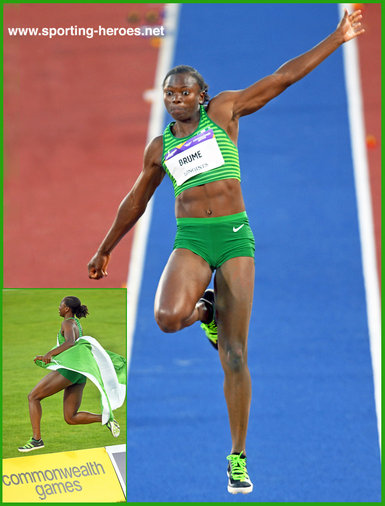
[164,128,224,186]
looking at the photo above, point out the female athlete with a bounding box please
[88,10,364,494]
[18,296,122,452]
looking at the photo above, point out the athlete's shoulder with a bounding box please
[145,135,163,155]
[207,91,239,113]
[146,134,162,145]
[143,135,164,169]
[61,318,74,328]
[61,318,73,335]
[206,91,240,138]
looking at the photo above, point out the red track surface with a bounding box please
[356,3,381,286]
[4,4,163,287]
[4,4,380,291]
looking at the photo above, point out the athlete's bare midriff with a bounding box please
[175,178,246,218]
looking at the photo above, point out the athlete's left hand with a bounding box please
[34,353,52,364]
[337,8,365,42]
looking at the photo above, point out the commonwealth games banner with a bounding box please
[2,445,126,502]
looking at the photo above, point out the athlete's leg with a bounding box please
[214,256,254,454]
[154,248,213,333]
[28,371,73,440]
[63,383,102,425]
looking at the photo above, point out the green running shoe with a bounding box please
[199,289,218,350]
[106,418,120,437]
[18,437,44,453]
[226,452,253,494]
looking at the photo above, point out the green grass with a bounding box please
[2,288,127,459]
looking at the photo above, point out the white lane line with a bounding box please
[339,3,381,450]
[126,4,181,375]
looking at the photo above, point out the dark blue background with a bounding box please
[126,4,381,502]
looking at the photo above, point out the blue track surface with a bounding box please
[126,4,381,502]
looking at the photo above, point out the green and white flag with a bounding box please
[35,336,126,425]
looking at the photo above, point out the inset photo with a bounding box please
[2,288,127,457]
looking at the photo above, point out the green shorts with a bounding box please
[174,211,255,270]
[57,368,87,385]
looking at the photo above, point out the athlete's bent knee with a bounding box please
[64,413,77,425]
[154,307,184,333]
[28,389,41,403]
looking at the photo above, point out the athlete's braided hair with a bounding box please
[163,65,210,105]
[63,296,89,318]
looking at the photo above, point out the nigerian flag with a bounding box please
[35,336,126,425]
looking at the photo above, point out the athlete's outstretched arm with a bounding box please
[226,9,364,118]
[88,136,165,279]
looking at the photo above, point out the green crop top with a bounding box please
[162,106,241,197]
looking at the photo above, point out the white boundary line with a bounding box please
[339,4,381,450]
[126,4,180,375]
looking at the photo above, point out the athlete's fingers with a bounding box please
[88,267,97,279]
[88,253,110,279]
[351,9,362,18]
[88,268,103,279]
[101,255,110,276]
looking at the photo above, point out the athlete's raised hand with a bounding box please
[337,8,365,43]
